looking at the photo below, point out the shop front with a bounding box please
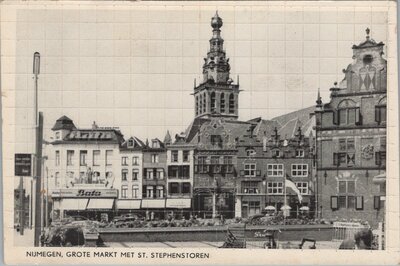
[166,198,192,219]
[141,199,166,220]
[51,188,118,222]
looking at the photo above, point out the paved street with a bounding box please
[106,240,342,249]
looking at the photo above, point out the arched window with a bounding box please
[375,97,387,124]
[220,93,225,113]
[229,94,235,114]
[195,96,199,116]
[336,99,360,125]
[199,94,203,114]
[210,92,216,113]
[203,93,207,113]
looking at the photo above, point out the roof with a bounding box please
[120,136,145,150]
[271,106,315,138]
[51,115,76,131]
[53,128,125,145]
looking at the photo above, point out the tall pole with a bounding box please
[284,174,287,225]
[45,167,49,227]
[33,52,42,247]
[34,112,43,246]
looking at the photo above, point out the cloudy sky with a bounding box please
[1,1,394,149]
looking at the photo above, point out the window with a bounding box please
[128,139,134,148]
[146,186,154,198]
[93,150,100,166]
[132,169,139,181]
[267,182,283,195]
[182,165,190,178]
[210,92,216,113]
[335,100,360,125]
[211,135,223,148]
[202,93,206,113]
[295,182,308,195]
[171,151,179,162]
[182,183,191,194]
[229,93,235,114]
[121,169,128,181]
[291,164,308,177]
[67,150,74,166]
[132,185,139,198]
[196,156,209,173]
[151,154,159,163]
[121,157,128,166]
[331,196,338,210]
[272,149,281,158]
[151,140,160,148]
[105,150,113,166]
[336,180,360,210]
[211,156,220,173]
[146,169,154,180]
[224,156,233,173]
[169,166,179,178]
[246,149,256,157]
[295,150,304,158]
[375,151,386,166]
[244,163,256,177]
[334,138,355,166]
[195,96,199,116]
[220,93,225,113]
[55,172,60,186]
[156,169,164,179]
[375,106,386,124]
[242,181,260,194]
[199,94,203,114]
[132,156,139,165]
[55,151,60,166]
[267,164,284,177]
[121,185,128,198]
[183,151,190,162]
[374,196,385,210]
[156,186,164,198]
[55,131,60,140]
[169,183,180,195]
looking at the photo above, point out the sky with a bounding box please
[1,1,393,151]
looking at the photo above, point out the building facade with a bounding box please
[49,117,123,221]
[116,136,145,213]
[236,126,315,218]
[314,30,387,226]
[165,132,195,219]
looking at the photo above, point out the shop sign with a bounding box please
[15,154,32,176]
[52,189,118,198]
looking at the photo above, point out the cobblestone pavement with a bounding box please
[106,241,342,249]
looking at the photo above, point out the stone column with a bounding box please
[235,196,242,218]
[212,192,217,218]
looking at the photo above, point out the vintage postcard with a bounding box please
[1,0,399,265]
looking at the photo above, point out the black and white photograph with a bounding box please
[1,0,399,265]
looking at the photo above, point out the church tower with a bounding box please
[193,12,240,120]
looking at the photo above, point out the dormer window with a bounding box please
[296,150,304,158]
[128,139,134,148]
[272,149,281,158]
[246,149,256,157]
[55,131,60,140]
[152,140,160,148]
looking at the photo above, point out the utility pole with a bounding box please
[33,52,43,247]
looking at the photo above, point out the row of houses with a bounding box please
[41,13,385,226]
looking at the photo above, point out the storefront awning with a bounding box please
[59,198,88,210]
[166,198,191,208]
[373,173,386,184]
[87,198,114,209]
[117,200,141,210]
[141,199,165,209]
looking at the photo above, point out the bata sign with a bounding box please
[52,189,118,198]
